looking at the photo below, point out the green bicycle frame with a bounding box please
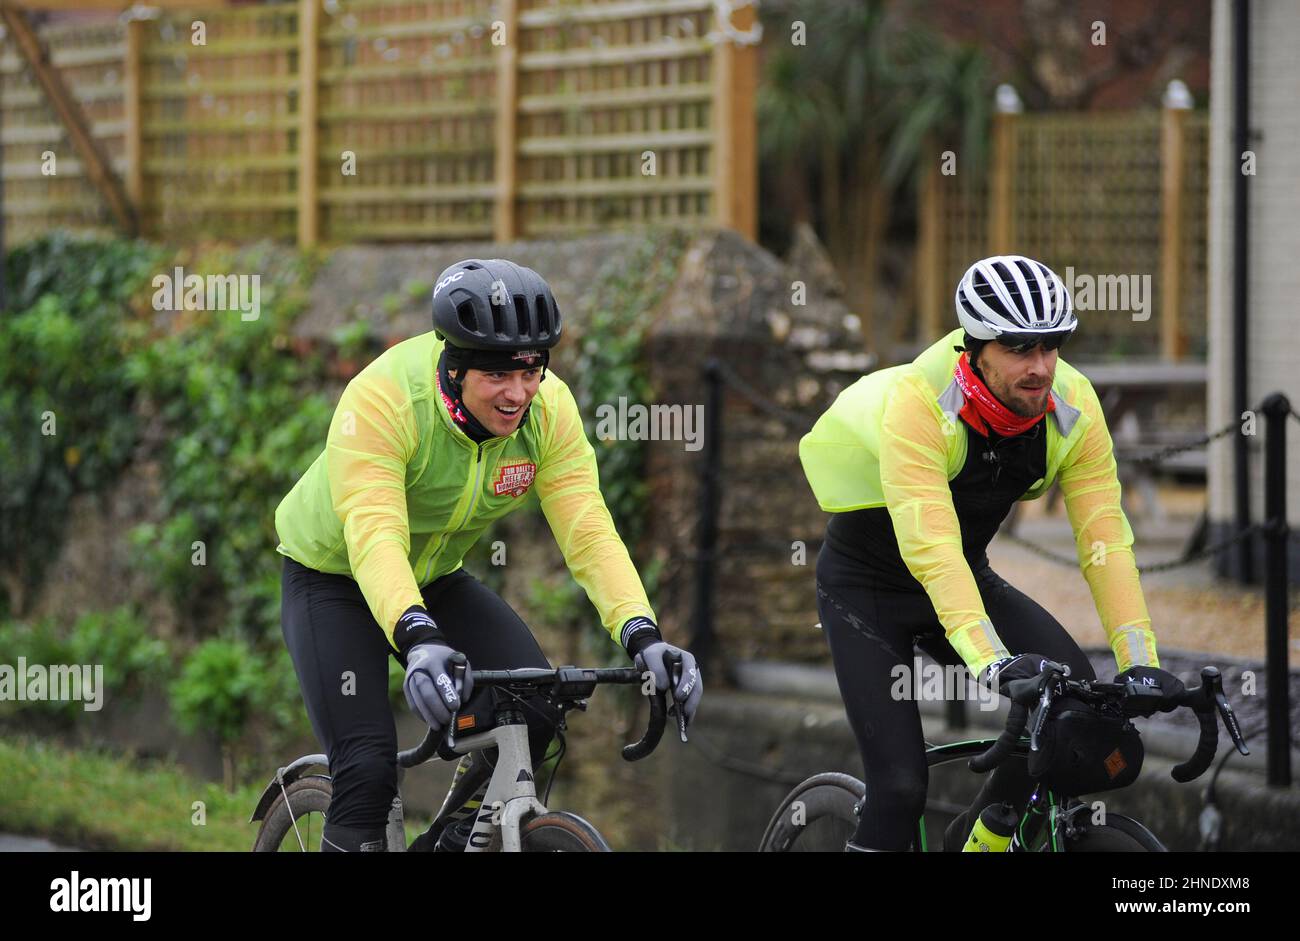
[913,737,1063,852]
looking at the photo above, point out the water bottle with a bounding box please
[962,801,1018,853]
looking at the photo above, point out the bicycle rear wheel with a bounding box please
[519,811,611,851]
[252,776,332,852]
[759,772,865,852]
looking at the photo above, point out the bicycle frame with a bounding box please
[252,720,546,852]
[445,719,548,852]
[915,737,1065,852]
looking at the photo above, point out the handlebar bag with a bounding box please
[1028,695,1144,796]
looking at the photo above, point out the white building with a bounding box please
[1207,0,1300,581]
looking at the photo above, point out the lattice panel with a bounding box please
[142,5,299,241]
[935,111,1210,360]
[318,0,498,241]
[515,0,715,234]
[1,0,746,246]
[0,16,123,244]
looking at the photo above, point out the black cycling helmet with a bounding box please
[432,258,562,351]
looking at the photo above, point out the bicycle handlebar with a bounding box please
[396,662,675,769]
[968,663,1249,784]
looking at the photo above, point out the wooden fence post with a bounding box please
[494,0,519,243]
[988,84,1021,255]
[297,0,320,248]
[916,138,944,343]
[1160,79,1192,361]
[711,0,758,241]
[123,12,146,232]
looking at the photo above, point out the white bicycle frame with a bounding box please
[385,720,544,852]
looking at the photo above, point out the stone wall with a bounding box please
[641,227,868,667]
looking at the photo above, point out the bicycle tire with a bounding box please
[1061,812,1167,852]
[758,772,865,852]
[518,811,611,851]
[252,775,332,852]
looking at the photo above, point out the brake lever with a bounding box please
[667,654,689,743]
[1204,667,1249,757]
[443,655,468,752]
[1028,679,1055,751]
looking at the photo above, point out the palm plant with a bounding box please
[757,42,839,229]
[757,0,993,346]
[880,27,992,190]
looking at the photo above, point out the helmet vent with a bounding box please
[456,299,479,333]
[534,295,550,337]
[491,301,506,338]
[512,294,531,337]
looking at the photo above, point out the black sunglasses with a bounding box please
[995,332,1070,354]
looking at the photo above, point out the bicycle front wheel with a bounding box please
[759,772,865,852]
[252,775,332,852]
[519,811,611,851]
[1062,812,1167,852]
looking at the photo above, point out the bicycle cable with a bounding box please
[488,683,575,804]
[539,732,567,807]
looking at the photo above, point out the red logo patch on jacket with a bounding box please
[494,461,536,497]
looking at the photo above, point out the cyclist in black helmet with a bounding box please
[275,259,702,852]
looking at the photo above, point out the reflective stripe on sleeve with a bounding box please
[1110,625,1159,673]
[949,618,1012,676]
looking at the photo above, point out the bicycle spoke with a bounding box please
[280,780,308,852]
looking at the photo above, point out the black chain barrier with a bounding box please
[1002,523,1266,574]
[1125,419,1240,468]
[712,359,818,431]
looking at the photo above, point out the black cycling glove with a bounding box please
[1114,665,1185,713]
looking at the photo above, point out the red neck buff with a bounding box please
[953,352,1053,438]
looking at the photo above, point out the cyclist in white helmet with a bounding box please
[800,254,1185,851]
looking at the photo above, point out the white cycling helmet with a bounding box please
[955,255,1077,342]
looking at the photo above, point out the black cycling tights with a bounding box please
[816,544,1095,851]
[280,557,558,851]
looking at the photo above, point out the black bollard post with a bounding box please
[1258,395,1289,785]
[1261,393,1292,787]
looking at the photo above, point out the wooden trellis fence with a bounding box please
[0,0,759,247]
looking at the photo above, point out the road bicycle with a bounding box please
[759,664,1247,852]
[251,659,681,851]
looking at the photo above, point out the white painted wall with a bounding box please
[1207,0,1300,532]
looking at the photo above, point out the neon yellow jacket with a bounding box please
[799,329,1157,676]
[275,331,655,650]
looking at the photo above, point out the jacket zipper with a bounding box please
[421,441,489,583]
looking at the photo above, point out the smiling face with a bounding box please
[455,366,542,436]
[973,341,1058,418]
